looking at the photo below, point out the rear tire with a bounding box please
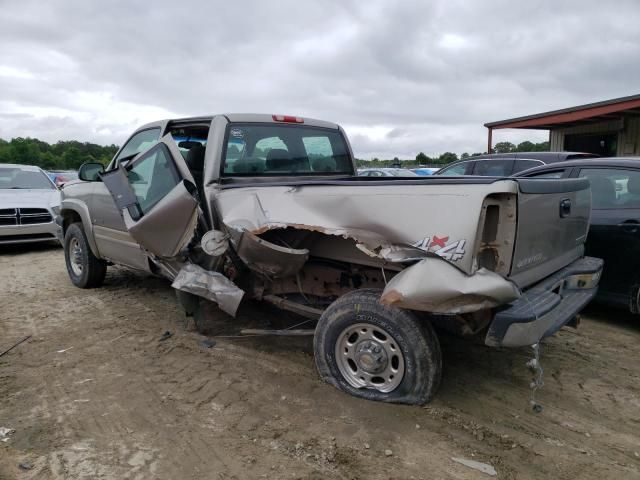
[64,222,107,288]
[314,289,442,405]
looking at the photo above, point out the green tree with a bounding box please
[0,137,119,170]
[416,152,429,163]
[437,152,458,164]
[493,141,516,153]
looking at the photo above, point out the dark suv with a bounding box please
[436,151,599,176]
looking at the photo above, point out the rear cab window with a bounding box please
[221,124,352,176]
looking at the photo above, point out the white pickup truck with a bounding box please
[58,114,603,404]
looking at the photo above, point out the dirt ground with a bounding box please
[1,244,639,480]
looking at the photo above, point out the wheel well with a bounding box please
[61,210,82,236]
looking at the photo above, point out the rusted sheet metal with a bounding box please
[380,258,520,314]
[171,263,244,316]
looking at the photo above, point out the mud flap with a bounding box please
[171,263,244,317]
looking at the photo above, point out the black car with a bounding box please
[517,157,640,313]
[436,151,599,177]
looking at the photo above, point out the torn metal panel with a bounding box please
[171,263,244,316]
[380,258,520,314]
[233,230,309,278]
[214,183,520,274]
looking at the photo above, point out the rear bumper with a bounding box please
[485,256,603,347]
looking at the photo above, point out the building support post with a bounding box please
[487,127,493,154]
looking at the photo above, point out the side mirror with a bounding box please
[78,162,105,182]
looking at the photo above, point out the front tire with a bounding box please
[64,222,107,288]
[314,289,442,405]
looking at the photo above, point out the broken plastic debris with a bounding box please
[0,427,15,442]
[56,347,73,353]
[159,331,173,342]
[171,263,244,317]
[199,339,217,348]
[451,457,497,476]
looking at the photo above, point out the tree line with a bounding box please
[0,136,550,171]
[0,137,119,171]
[355,140,550,168]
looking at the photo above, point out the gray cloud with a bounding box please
[0,0,638,158]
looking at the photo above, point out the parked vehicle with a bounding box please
[436,151,599,177]
[58,114,602,405]
[412,167,440,176]
[358,167,418,177]
[47,170,79,187]
[0,164,62,245]
[517,157,640,313]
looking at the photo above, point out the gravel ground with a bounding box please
[1,244,639,479]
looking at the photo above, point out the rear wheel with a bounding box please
[64,222,107,288]
[314,289,442,405]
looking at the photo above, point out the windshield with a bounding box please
[222,123,352,176]
[0,167,55,189]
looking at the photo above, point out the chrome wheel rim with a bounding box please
[69,237,83,276]
[335,322,405,393]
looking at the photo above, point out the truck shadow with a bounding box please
[0,241,61,255]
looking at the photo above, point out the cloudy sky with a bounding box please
[1,0,639,159]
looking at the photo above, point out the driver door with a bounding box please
[101,135,199,259]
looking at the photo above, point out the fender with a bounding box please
[60,198,101,258]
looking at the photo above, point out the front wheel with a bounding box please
[64,222,107,288]
[314,289,442,405]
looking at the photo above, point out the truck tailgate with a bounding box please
[509,178,591,289]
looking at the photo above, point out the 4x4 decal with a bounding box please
[412,236,466,262]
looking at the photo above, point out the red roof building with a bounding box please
[485,94,640,156]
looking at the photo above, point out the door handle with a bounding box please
[618,220,640,233]
[559,198,571,218]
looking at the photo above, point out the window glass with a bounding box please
[0,168,54,190]
[439,161,473,176]
[474,159,513,176]
[171,134,207,159]
[222,124,352,176]
[528,170,565,179]
[116,128,161,163]
[579,168,640,209]
[127,144,180,214]
[514,159,544,173]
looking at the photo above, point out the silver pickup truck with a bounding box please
[58,114,603,405]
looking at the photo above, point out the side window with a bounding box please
[514,159,544,174]
[474,159,514,176]
[127,144,181,215]
[527,170,565,179]
[440,161,473,176]
[115,128,161,163]
[579,168,640,209]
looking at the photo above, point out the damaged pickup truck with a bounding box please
[59,114,603,405]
